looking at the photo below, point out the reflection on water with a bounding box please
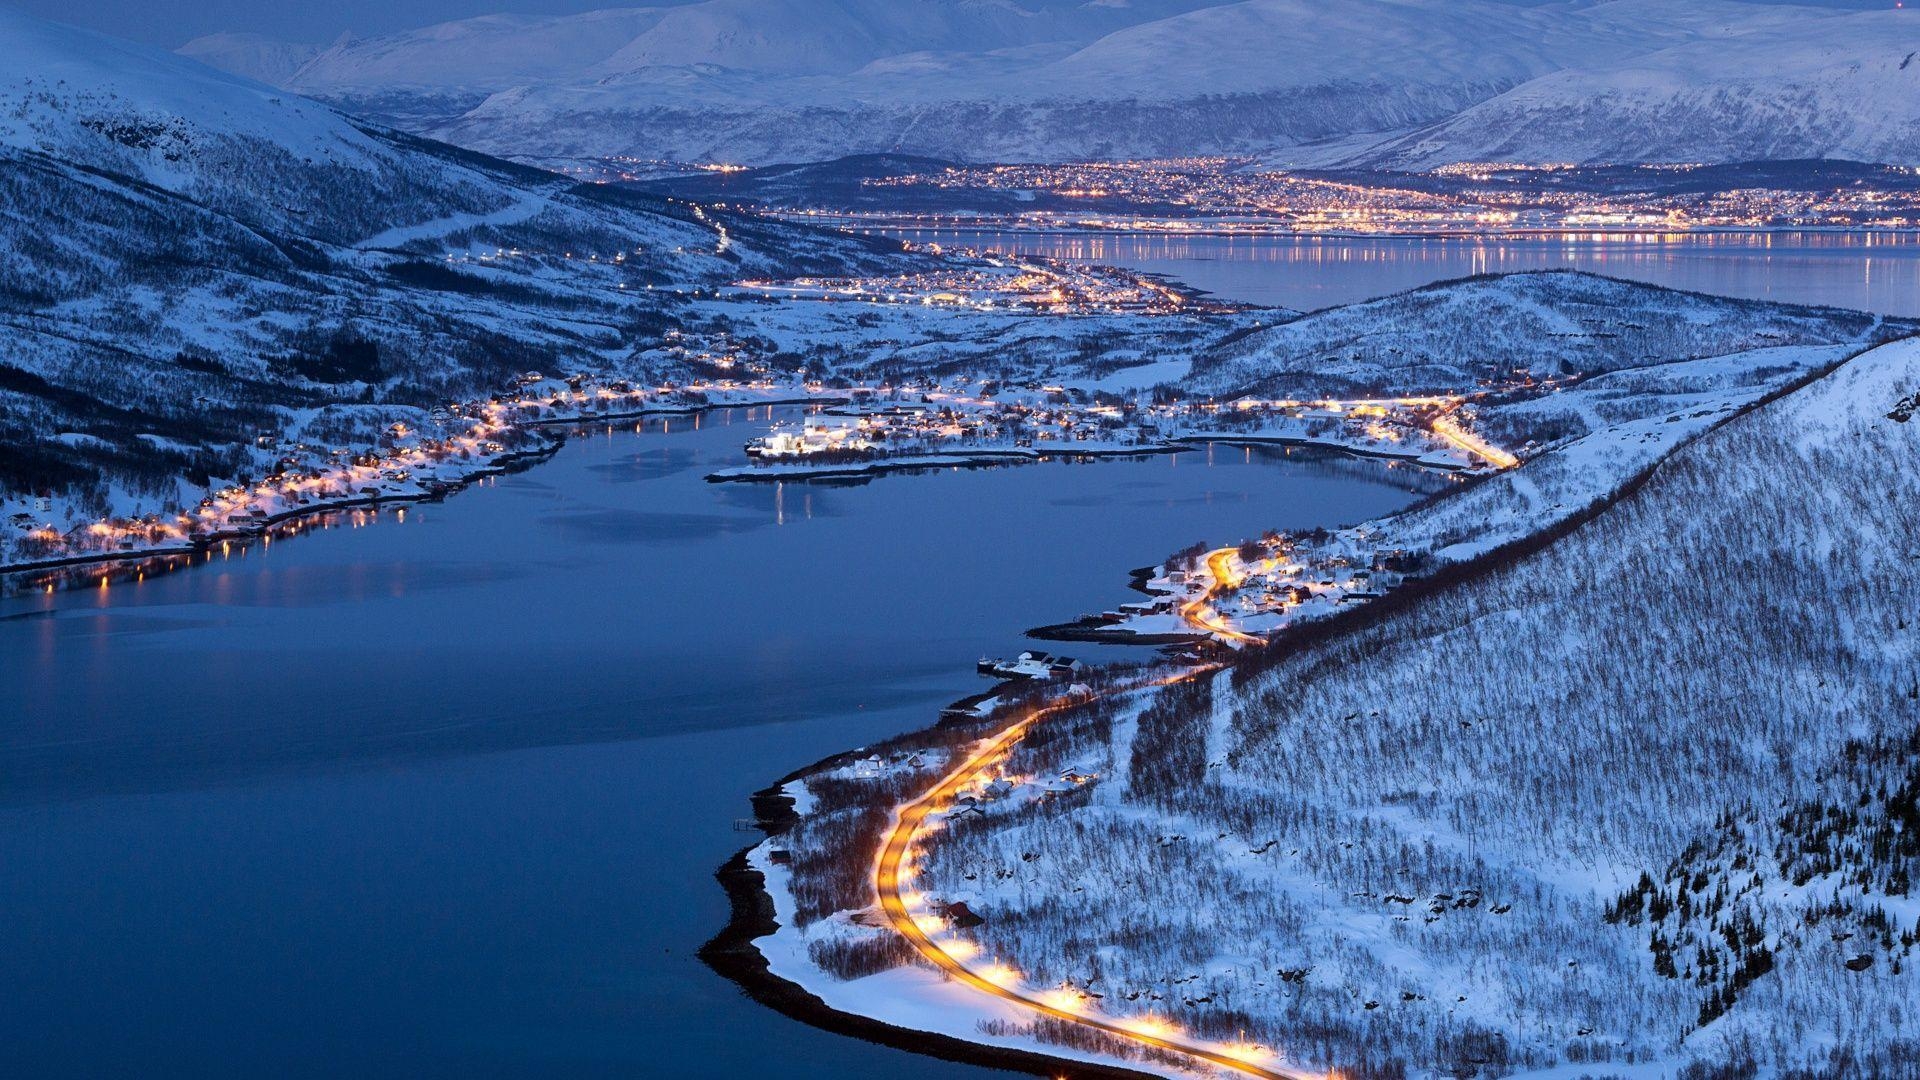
[0,407,1431,1080]
[1,503,435,601]
[875,228,1920,315]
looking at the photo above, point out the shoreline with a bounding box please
[820,219,1920,242]
[698,702,1172,1080]
[706,444,1181,483]
[1,394,836,585]
[1174,433,1472,470]
[707,435,1475,485]
[700,407,1705,1076]
[1025,620,1202,646]
[1,387,844,583]
[0,439,567,582]
[700,781,1167,1080]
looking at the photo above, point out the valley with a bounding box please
[6,5,1920,1079]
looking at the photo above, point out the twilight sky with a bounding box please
[9,0,1892,48]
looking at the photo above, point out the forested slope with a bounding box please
[921,335,1920,1077]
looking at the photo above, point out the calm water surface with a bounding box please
[0,408,1426,1078]
[874,228,1920,315]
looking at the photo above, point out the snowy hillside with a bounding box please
[0,8,909,518]
[178,0,1920,166]
[910,333,1920,1077]
[1182,271,1896,400]
[174,32,319,86]
[1342,8,1920,169]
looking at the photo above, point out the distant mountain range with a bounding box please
[175,0,1920,167]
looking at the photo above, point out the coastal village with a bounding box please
[728,253,1202,315]
[0,372,808,577]
[2,245,1521,614]
[716,386,1509,482]
[1115,526,1423,645]
[1,361,1514,612]
[0,250,1228,576]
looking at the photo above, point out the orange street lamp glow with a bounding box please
[1036,988,1086,1013]
[1222,1042,1275,1064]
[1120,1014,1178,1039]
[980,962,1021,988]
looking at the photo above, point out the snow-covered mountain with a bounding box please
[1181,271,1892,400]
[0,7,906,511]
[905,330,1920,1078]
[174,32,320,86]
[1346,7,1920,169]
[178,0,1920,167]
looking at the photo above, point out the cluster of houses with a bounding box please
[977,650,1086,681]
[742,391,1167,463]
[1098,530,1428,643]
[944,766,1101,827]
[1215,535,1421,626]
[731,255,1194,315]
[735,379,1501,475]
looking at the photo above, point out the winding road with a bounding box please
[871,545,1298,1077]
[866,415,1524,1076]
[1179,548,1263,646]
[872,668,1303,1079]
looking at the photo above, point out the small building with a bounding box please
[937,901,985,929]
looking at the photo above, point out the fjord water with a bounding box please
[0,408,1425,1079]
[879,228,1920,315]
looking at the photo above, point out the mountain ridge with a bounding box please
[175,0,1920,167]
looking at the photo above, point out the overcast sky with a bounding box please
[8,0,1893,48]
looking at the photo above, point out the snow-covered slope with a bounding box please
[179,0,1920,166]
[1342,7,1920,168]
[914,333,1920,1077]
[175,32,319,86]
[1183,270,1892,400]
[0,7,908,510]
